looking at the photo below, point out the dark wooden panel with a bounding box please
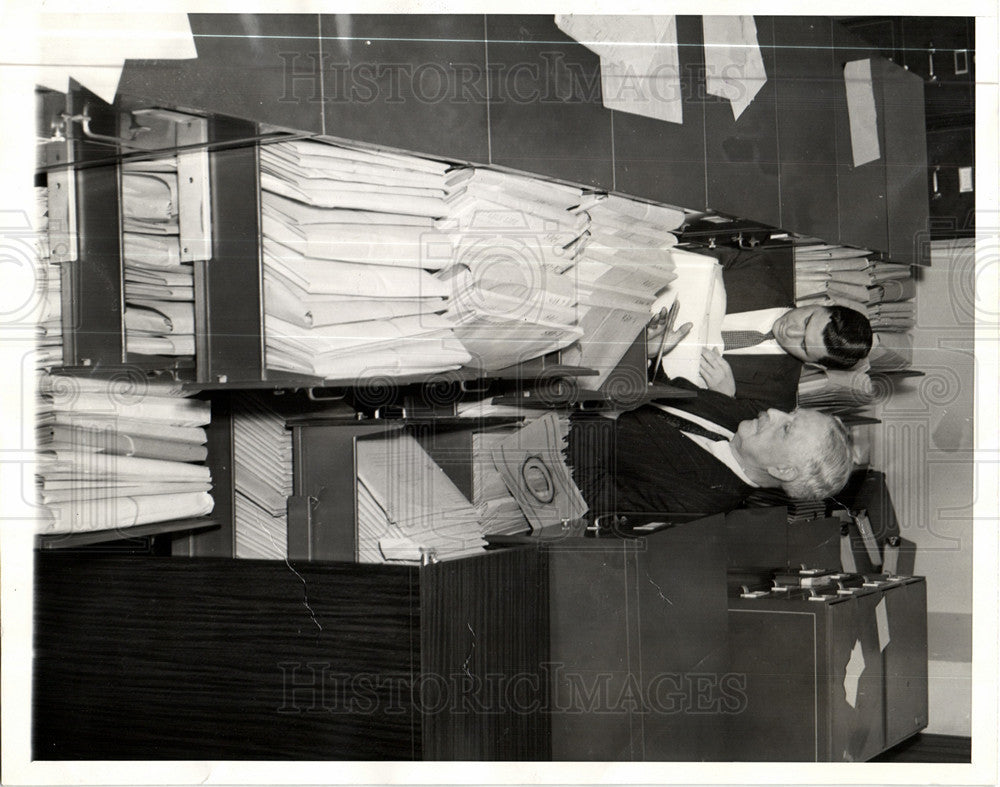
[117,15,325,134]
[547,542,633,760]
[727,605,821,761]
[832,24,888,253]
[33,554,419,759]
[319,15,489,163]
[547,518,730,760]
[704,16,780,227]
[785,517,842,571]
[420,548,549,760]
[486,15,613,188]
[612,16,707,209]
[635,514,729,761]
[724,506,787,569]
[882,579,928,747]
[879,59,929,265]
[826,593,885,761]
[773,17,839,241]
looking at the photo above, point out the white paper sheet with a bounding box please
[555,15,684,124]
[844,59,881,167]
[843,638,866,709]
[702,16,767,120]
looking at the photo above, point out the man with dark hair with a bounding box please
[651,244,873,417]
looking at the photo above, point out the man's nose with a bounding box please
[785,322,804,337]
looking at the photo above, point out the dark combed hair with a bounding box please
[821,306,874,370]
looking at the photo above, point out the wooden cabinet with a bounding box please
[33,547,550,760]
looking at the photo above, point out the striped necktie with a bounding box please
[722,329,774,351]
[653,409,730,442]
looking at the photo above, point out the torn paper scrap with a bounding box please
[702,16,767,121]
[844,59,881,167]
[875,597,891,652]
[843,638,866,709]
[555,15,683,124]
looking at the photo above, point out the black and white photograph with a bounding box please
[1,2,997,784]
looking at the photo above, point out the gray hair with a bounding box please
[781,412,853,501]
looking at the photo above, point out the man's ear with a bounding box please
[766,465,799,483]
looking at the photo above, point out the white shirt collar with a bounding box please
[651,404,759,487]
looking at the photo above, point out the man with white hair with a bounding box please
[568,378,853,517]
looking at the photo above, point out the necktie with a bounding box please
[722,329,774,351]
[653,409,730,442]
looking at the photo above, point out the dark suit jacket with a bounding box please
[694,244,802,416]
[568,379,755,517]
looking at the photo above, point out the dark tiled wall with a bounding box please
[117,14,927,259]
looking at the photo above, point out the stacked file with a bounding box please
[232,393,293,559]
[35,185,63,369]
[121,158,196,357]
[794,244,874,301]
[561,194,682,387]
[355,432,487,563]
[744,489,830,520]
[797,362,875,409]
[35,374,213,535]
[259,140,472,380]
[867,331,914,372]
[436,167,588,371]
[472,428,532,537]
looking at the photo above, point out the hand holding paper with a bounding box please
[645,303,693,359]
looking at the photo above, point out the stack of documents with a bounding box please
[745,488,829,521]
[232,393,292,559]
[797,362,875,409]
[436,167,588,371]
[471,428,532,537]
[355,432,487,563]
[867,331,913,372]
[121,158,196,357]
[35,185,63,369]
[35,373,213,535]
[794,245,875,302]
[560,194,682,387]
[259,140,473,379]
[645,249,726,386]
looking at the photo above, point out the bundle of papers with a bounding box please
[797,362,875,408]
[472,429,532,537]
[356,433,487,563]
[36,373,214,536]
[35,185,63,369]
[232,393,293,560]
[867,331,913,372]
[433,167,588,372]
[646,249,726,386]
[260,140,449,218]
[121,158,196,358]
[259,140,471,380]
[557,194,681,388]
